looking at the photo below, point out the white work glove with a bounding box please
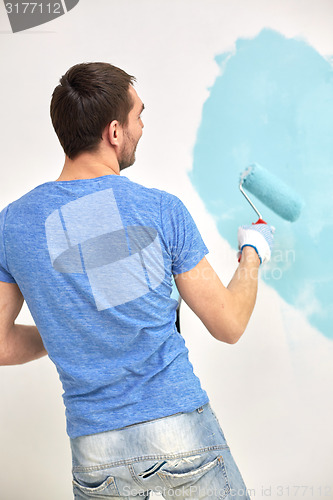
[237,223,275,264]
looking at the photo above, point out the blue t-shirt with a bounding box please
[0,174,209,438]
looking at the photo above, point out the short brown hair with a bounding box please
[50,62,136,159]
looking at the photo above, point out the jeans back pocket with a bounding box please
[157,455,230,499]
[72,471,119,498]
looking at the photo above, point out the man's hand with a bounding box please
[0,281,47,365]
[238,222,275,264]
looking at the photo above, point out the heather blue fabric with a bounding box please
[0,175,209,438]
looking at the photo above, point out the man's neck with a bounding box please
[55,152,120,182]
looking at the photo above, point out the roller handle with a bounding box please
[239,181,267,225]
[238,175,269,262]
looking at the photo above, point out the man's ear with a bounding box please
[107,120,123,147]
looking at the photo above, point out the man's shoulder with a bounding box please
[3,183,47,214]
[125,177,180,205]
[3,177,183,217]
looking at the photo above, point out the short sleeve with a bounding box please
[160,193,209,275]
[0,205,17,283]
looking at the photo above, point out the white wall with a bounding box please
[0,1,332,498]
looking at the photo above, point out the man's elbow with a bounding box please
[202,311,248,344]
[225,332,243,344]
[212,324,246,344]
[0,344,9,366]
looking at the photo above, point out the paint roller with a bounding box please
[239,163,303,224]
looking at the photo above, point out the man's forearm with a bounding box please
[0,324,48,366]
[226,246,260,340]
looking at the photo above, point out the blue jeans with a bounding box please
[70,403,251,499]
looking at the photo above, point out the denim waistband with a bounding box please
[70,402,229,472]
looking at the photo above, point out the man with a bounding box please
[0,62,273,499]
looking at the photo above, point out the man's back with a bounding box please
[0,173,209,438]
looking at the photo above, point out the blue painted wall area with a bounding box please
[190,29,333,339]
